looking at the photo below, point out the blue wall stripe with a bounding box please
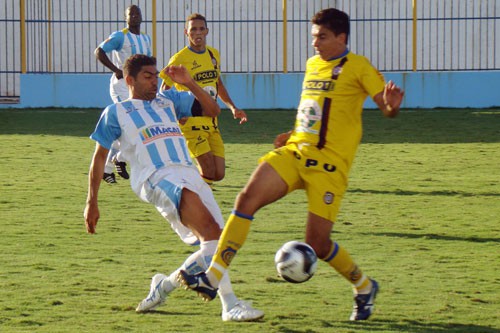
[2,72,499,109]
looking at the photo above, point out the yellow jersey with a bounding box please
[160,46,220,129]
[288,51,385,172]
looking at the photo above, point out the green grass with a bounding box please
[0,108,499,332]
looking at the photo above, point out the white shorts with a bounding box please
[138,166,224,245]
[109,76,129,103]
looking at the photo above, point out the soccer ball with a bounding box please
[274,241,318,283]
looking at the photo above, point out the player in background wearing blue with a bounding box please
[95,4,152,183]
[84,54,263,322]
[159,13,247,189]
[179,8,404,321]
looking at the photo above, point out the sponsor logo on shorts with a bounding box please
[221,247,237,266]
[324,191,334,204]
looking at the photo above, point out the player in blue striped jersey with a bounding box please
[84,54,263,322]
[95,4,152,183]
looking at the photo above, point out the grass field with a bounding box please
[0,108,499,333]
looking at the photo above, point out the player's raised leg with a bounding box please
[178,162,288,297]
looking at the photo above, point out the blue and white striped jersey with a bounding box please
[99,28,152,71]
[91,89,197,194]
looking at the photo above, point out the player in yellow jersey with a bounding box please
[179,8,404,321]
[159,13,247,188]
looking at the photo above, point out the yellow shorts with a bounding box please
[180,117,225,158]
[259,144,348,222]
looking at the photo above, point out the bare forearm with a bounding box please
[217,79,236,110]
[95,47,120,74]
[84,144,108,234]
[86,157,105,205]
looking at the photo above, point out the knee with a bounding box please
[213,168,225,181]
[197,220,222,242]
[234,189,259,215]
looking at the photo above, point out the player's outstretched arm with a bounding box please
[217,78,247,124]
[373,80,405,118]
[163,65,220,118]
[84,143,108,234]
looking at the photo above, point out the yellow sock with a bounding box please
[321,242,371,294]
[207,211,253,283]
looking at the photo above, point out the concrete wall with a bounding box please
[1,71,499,109]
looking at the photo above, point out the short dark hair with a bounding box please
[186,13,207,28]
[125,5,140,17]
[311,8,350,43]
[123,54,156,78]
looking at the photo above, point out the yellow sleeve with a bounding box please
[359,57,385,98]
[159,55,178,87]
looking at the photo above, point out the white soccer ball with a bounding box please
[275,241,318,283]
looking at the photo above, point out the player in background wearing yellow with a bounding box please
[95,5,152,183]
[179,8,405,321]
[159,13,247,188]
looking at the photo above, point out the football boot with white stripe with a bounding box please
[350,278,379,320]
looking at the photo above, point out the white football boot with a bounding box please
[136,273,167,313]
[222,300,265,322]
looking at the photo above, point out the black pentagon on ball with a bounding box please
[294,243,317,272]
[279,244,317,283]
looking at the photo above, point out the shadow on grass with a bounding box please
[348,188,500,198]
[1,109,500,144]
[328,319,500,333]
[365,232,499,244]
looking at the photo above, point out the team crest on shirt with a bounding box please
[125,105,136,113]
[332,66,343,76]
[155,99,166,107]
[324,192,334,205]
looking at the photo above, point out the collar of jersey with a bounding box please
[188,46,207,54]
[328,48,349,61]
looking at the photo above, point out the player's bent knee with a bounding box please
[213,170,225,181]
[234,190,264,216]
[193,220,222,242]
